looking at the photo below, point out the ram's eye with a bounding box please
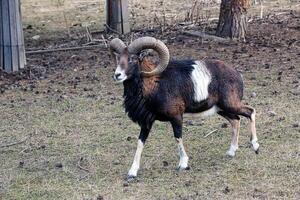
[129,55,138,63]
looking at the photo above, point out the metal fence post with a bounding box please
[106,0,130,34]
[0,0,26,73]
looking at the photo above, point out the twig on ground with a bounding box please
[204,129,218,138]
[20,147,30,153]
[78,174,89,181]
[26,44,106,55]
[274,12,291,16]
[101,34,108,48]
[183,31,228,42]
[0,136,29,148]
[86,26,93,42]
[77,159,90,172]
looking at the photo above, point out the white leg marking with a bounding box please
[128,139,144,177]
[226,144,238,157]
[226,120,240,157]
[250,110,259,151]
[191,60,211,102]
[251,138,259,151]
[176,138,189,169]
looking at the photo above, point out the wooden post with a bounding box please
[106,0,130,34]
[0,0,26,73]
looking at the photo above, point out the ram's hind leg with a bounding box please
[220,83,259,154]
[247,106,259,153]
[234,106,259,154]
[171,115,189,171]
[218,111,240,157]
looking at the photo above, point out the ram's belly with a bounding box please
[185,97,220,116]
[199,106,220,117]
[185,105,220,118]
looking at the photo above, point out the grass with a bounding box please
[1,1,300,199]
[1,46,299,199]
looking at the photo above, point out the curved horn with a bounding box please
[128,37,170,77]
[109,38,126,53]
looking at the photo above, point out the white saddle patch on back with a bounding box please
[191,60,211,102]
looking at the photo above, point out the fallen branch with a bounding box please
[204,129,218,138]
[101,35,108,48]
[77,159,90,172]
[0,136,29,148]
[274,12,291,16]
[78,174,89,181]
[85,26,93,42]
[77,163,90,172]
[183,31,228,42]
[26,44,106,55]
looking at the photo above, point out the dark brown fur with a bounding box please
[115,53,258,179]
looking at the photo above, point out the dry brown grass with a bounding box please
[0,1,299,199]
[21,0,298,34]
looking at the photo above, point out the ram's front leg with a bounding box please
[127,125,152,180]
[171,115,189,171]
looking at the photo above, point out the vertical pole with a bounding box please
[0,0,25,73]
[0,0,3,70]
[106,0,130,34]
[16,0,26,68]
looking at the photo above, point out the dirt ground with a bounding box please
[1,2,300,200]
[21,0,298,35]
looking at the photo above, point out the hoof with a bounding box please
[176,166,190,171]
[126,175,137,182]
[255,147,259,154]
[226,150,235,158]
[251,140,259,152]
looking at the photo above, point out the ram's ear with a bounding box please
[138,49,155,62]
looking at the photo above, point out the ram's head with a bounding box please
[110,37,170,83]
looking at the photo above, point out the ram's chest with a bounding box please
[142,76,159,97]
[142,80,186,118]
[162,97,186,117]
[123,83,156,127]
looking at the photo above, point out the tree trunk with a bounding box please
[216,0,250,40]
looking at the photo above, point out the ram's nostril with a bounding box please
[115,73,121,79]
